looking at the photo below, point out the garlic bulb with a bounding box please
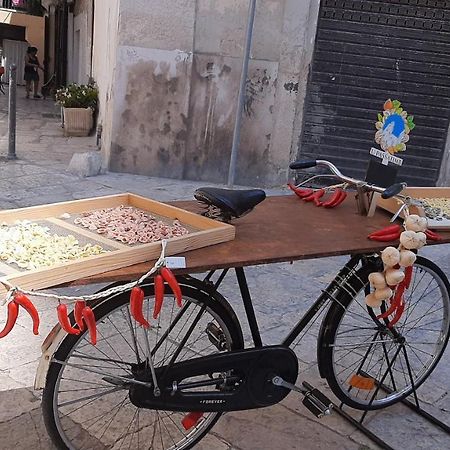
[368,272,387,289]
[399,249,416,267]
[365,293,383,308]
[374,287,393,301]
[385,268,405,286]
[404,214,427,232]
[400,230,422,250]
[381,247,400,267]
[415,232,427,249]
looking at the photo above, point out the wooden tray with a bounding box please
[377,187,450,230]
[0,193,235,295]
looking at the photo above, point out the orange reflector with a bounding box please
[349,374,375,391]
[181,412,204,430]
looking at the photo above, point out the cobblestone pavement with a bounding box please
[0,88,449,449]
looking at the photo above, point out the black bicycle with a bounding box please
[42,160,450,450]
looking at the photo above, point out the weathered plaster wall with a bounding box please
[105,0,316,187]
[291,0,321,165]
[92,0,120,168]
[110,46,192,178]
[118,0,195,51]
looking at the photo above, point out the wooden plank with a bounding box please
[0,225,235,295]
[128,194,225,230]
[0,194,129,224]
[68,195,450,288]
[0,261,19,276]
[45,218,128,250]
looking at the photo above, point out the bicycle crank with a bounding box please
[272,376,333,418]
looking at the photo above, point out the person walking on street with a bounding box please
[24,46,43,99]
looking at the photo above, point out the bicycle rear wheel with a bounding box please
[42,275,244,450]
[319,256,450,410]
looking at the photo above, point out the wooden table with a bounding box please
[72,194,450,286]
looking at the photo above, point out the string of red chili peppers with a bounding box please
[287,182,348,208]
[0,240,183,346]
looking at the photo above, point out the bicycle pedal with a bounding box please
[301,382,333,419]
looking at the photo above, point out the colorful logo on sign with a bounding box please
[375,99,415,155]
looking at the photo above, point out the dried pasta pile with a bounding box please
[419,197,450,222]
[73,205,189,244]
[0,221,104,270]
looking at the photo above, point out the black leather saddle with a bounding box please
[194,187,266,222]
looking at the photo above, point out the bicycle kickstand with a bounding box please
[272,376,333,418]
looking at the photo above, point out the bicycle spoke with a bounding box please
[58,386,125,408]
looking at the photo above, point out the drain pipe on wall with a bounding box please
[227,0,257,187]
[7,64,17,160]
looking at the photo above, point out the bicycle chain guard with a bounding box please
[129,346,298,412]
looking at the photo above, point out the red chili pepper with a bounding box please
[368,231,402,242]
[404,265,413,289]
[302,189,319,202]
[425,229,442,241]
[330,189,347,207]
[377,283,405,320]
[74,300,86,331]
[0,301,19,338]
[57,303,80,335]
[82,306,97,345]
[388,300,405,328]
[312,188,325,206]
[14,293,39,335]
[153,274,165,319]
[322,188,342,208]
[368,224,402,238]
[287,183,314,199]
[160,267,183,307]
[181,412,204,430]
[130,286,150,328]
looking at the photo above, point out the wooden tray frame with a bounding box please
[0,193,235,295]
[377,187,450,230]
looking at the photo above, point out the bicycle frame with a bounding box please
[202,253,377,351]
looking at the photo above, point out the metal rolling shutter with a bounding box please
[298,0,450,186]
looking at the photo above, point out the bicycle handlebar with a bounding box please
[289,159,407,200]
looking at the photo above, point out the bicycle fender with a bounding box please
[34,292,112,390]
[34,323,65,390]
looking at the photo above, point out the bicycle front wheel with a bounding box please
[42,275,244,450]
[319,256,450,410]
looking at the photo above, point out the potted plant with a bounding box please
[55,83,98,137]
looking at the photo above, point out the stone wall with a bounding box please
[102,0,319,187]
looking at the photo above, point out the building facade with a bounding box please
[47,0,450,187]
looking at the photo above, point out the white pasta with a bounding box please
[0,221,105,270]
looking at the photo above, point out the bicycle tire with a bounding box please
[42,275,244,450]
[318,256,450,410]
